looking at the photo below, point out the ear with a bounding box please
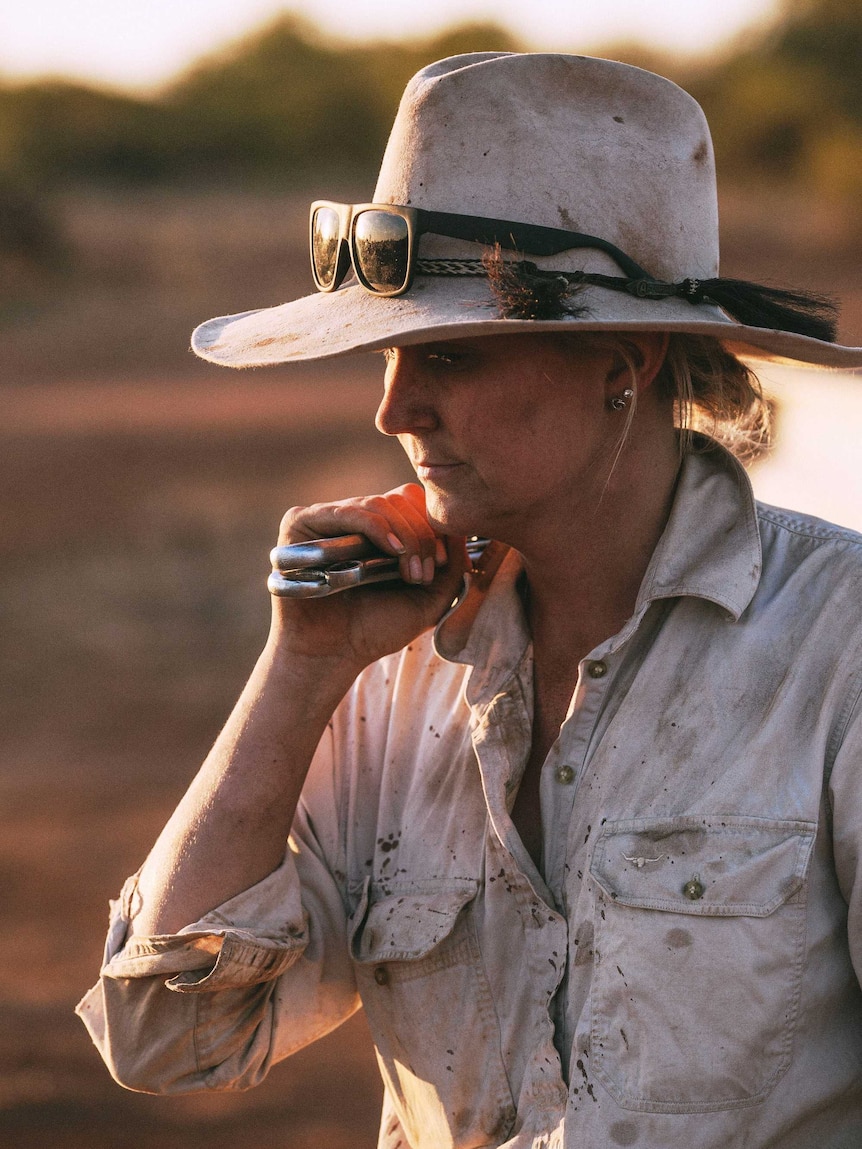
[606,333,670,394]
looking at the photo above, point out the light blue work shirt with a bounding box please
[78,441,862,1148]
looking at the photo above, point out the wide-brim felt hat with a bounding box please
[192,52,862,371]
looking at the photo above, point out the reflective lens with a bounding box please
[311,206,341,288]
[353,210,410,293]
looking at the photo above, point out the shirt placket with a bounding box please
[538,652,618,1082]
[541,653,618,904]
[539,601,673,1081]
[470,684,571,1134]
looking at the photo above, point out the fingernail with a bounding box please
[423,556,435,583]
[409,555,423,582]
[435,538,447,565]
[387,532,405,553]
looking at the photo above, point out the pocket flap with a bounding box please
[352,882,478,963]
[590,817,816,916]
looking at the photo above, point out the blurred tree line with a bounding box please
[0,0,859,258]
[692,0,862,197]
[0,20,520,190]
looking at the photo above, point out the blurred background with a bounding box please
[1,0,860,1145]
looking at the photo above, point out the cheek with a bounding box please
[488,408,613,499]
[468,395,557,460]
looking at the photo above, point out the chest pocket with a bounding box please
[349,879,516,1149]
[587,816,816,1113]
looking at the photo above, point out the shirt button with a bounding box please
[682,878,705,901]
[373,966,390,986]
[587,660,608,679]
[555,764,575,784]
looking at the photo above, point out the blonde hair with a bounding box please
[657,334,773,463]
[564,331,773,465]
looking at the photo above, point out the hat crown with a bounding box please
[374,52,719,281]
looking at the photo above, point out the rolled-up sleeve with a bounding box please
[76,724,361,1094]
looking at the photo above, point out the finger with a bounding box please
[381,491,443,583]
[277,498,435,584]
[390,482,427,511]
[387,483,466,574]
[277,500,411,549]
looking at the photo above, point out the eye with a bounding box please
[425,348,466,368]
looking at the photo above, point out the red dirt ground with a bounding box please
[0,360,411,1149]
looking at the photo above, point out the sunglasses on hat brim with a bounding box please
[310,200,652,297]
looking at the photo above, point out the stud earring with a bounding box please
[609,388,634,411]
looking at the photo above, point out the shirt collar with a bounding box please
[433,541,531,704]
[434,438,762,676]
[634,439,762,623]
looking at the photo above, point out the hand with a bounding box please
[268,484,468,673]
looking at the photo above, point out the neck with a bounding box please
[517,412,680,660]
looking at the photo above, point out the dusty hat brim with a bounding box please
[192,275,862,371]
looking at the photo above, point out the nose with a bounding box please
[374,348,439,437]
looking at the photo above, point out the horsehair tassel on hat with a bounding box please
[681,279,838,342]
[481,247,589,322]
[474,247,838,341]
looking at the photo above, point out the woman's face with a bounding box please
[375,332,630,543]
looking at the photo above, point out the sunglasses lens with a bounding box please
[311,206,341,288]
[353,210,409,293]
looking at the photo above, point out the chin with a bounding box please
[423,492,465,533]
[424,497,490,540]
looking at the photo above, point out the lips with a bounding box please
[415,460,464,480]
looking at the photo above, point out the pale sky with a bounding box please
[750,368,862,534]
[0,0,779,90]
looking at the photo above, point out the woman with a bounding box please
[78,53,862,1148]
